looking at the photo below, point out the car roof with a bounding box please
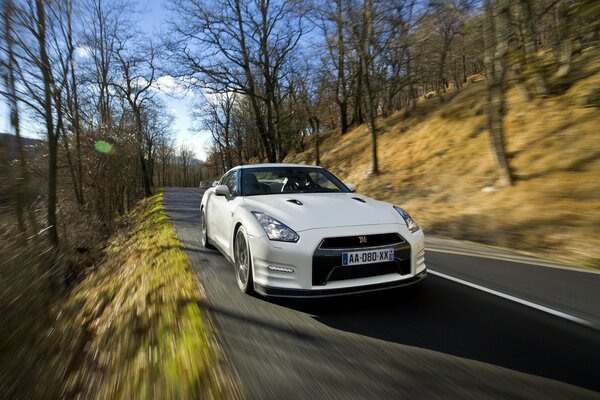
[233,163,322,170]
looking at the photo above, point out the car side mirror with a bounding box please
[212,180,219,187]
[215,185,230,197]
[346,183,357,193]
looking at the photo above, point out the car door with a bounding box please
[211,169,240,254]
[206,171,227,242]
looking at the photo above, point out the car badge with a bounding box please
[359,236,368,244]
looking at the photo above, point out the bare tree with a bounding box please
[484,0,513,186]
[112,36,158,196]
[178,145,195,186]
[142,99,174,187]
[27,0,61,245]
[197,92,237,171]
[309,116,320,165]
[348,0,384,175]
[317,0,351,134]
[156,135,176,186]
[1,0,29,233]
[168,0,307,162]
[64,0,85,205]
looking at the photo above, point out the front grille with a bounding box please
[327,260,410,282]
[312,241,412,286]
[319,233,404,249]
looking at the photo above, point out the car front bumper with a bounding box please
[247,224,426,297]
[254,270,426,297]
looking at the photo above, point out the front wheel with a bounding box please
[200,208,214,249]
[234,226,254,294]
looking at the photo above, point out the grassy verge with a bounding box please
[53,192,241,398]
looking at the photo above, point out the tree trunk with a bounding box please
[406,49,417,113]
[67,0,84,206]
[365,91,379,175]
[352,64,365,125]
[223,125,233,170]
[340,101,349,134]
[233,0,277,163]
[134,109,152,196]
[438,49,448,93]
[518,0,547,97]
[555,36,572,78]
[310,117,320,165]
[335,0,349,135]
[61,123,82,205]
[358,0,378,175]
[484,0,513,187]
[147,146,155,187]
[36,0,59,245]
[3,0,28,234]
[462,35,467,84]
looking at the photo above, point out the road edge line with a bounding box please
[428,269,598,330]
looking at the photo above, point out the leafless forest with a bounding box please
[1,0,597,248]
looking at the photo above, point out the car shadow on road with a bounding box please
[268,278,600,392]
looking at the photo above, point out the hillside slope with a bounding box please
[285,51,600,268]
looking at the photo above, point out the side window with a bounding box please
[308,171,338,190]
[221,171,239,198]
[219,171,231,186]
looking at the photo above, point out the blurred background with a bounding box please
[1,0,598,397]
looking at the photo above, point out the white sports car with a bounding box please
[200,163,426,297]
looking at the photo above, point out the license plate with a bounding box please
[342,249,394,266]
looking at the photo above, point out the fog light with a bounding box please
[267,265,294,273]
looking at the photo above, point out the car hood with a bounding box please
[242,193,403,232]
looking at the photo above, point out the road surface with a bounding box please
[165,187,600,399]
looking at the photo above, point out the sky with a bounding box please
[0,0,210,160]
[139,0,210,160]
[0,102,7,133]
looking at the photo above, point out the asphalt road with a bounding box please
[165,187,600,399]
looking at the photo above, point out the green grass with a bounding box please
[55,192,242,399]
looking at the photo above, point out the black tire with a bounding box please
[200,208,215,249]
[234,226,254,294]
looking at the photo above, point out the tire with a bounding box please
[200,208,215,249]
[234,226,254,294]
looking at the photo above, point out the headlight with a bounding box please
[251,212,300,242]
[393,206,420,233]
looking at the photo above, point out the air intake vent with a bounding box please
[351,197,366,203]
[327,262,403,282]
[287,199,303,205]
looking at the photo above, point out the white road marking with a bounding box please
[428,269,598,330]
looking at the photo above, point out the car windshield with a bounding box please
[240,167,349,196]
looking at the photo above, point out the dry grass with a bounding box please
[0,230,60,399]
[59,192,242,399]
[286,50,600,268]
[0,200,103,399]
